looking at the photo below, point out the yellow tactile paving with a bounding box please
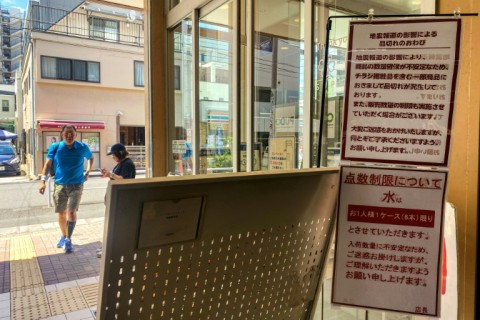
[9,236,44,289]
[80,283,99,308]
[10,302,51,320]
[47,286,89,316]
[11,284,45,299]
[11,291,49,312]
[7,228,101,319]
[9,235,50,320]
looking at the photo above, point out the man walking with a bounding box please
[39,125,93,253]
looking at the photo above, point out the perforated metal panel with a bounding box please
[97,169,339,319]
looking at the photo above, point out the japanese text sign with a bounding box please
[332,166,447,316]
[341,19,461,166]
[268,136,295,170]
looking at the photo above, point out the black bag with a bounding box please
[49,143,59,177]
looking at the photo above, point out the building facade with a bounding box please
[21,1,146,177]
[0,6,23,85]
[0,84,15,132]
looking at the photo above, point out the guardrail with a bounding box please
[125,146,146,170]
[46,176,105,207]
[26,4,144,47]
[46,170,146,207]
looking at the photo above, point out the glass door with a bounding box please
[198,2,236,174]
[253,0,305,171]
[167,0,237,175]
[168,17,194,175]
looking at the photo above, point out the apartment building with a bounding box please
[0,84,15,132]
[0,6,23,85]
[0,6,23,133]
[21,0,145,177]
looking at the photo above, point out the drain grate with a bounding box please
[47,286,88,316]
[80,283,99,308]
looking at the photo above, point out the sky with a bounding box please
[1,0,28,11]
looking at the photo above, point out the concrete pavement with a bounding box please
[0,203,106,236]
[0,173,149,319]
[0,216,104,320]
[0,176,112,320]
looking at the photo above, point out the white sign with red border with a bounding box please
[332,166,447,316]
[341,19,461,166]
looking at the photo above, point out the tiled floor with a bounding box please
[0,219,104,320]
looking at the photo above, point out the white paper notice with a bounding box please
[138,197,203,248]
[332,166,447,316]
[342,19,461,166]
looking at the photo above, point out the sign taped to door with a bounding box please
[332,166,447,316]
[341,19,461,166]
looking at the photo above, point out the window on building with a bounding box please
[134,61,144,87]
[215,68,228,84]
[41,56,100,83]
[2,100,9,112]
[73,60,87,81]
[57,58,72,80]
[174,65,180,90]
[41,57,57,78]
[89,17,119,42]
[200,66,211,82]
[87,62,100,82]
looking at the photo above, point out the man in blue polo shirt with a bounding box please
[39,125,93,253]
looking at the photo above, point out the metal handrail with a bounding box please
[125,145,146,170]
[25,4,144,47]
[46,176,106,207]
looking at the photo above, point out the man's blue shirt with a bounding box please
[47,141,93,185]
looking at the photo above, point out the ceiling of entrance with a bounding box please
[323,0,424,15]
[254,0,428,41]
[186,0,431,42]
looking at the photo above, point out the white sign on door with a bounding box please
[332,166,447,316]
[341,19,461,166]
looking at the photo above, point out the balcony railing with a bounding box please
[27,4,144,47]
[125,145,146,170]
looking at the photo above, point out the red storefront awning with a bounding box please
[37,120,105,130]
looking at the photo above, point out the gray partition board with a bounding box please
[97,168,340,319]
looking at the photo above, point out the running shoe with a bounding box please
[64,238,73,253]
[57,235,66,248]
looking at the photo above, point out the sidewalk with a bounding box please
[0,216,105,320]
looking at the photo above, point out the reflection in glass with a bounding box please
[170,18,193,175]
[313,1,435,319]
[254,0,304,171]
[199,2,234,174]
[313,9,348,168]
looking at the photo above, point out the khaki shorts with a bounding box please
[53,183,84,213]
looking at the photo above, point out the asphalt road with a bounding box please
[0,175,109,228]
